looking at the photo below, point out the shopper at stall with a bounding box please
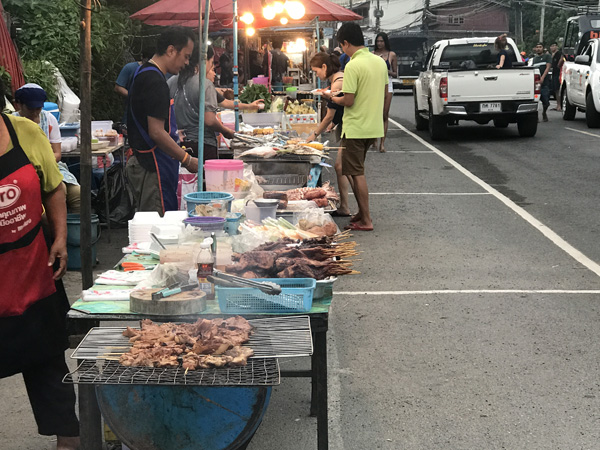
[324,22,388,231]
[0,79,80,450]
[307,52,352,217]
[126,26,198,215]
[169,45,262,160]
[264,38,289,90]
[373,32,397,153]
[13,83,80,214]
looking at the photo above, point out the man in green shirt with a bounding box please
[532,42,552,122]
[325,23,388,231]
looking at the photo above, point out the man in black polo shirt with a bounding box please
[126,27,198,215]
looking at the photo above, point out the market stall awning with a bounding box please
[0,0,25,93]
[130,0,362,29]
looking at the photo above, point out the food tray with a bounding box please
[314,277,337,300]
[184,191,234,215]
[217,278,316,313]
[258,173,308,190]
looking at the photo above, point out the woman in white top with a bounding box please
[373,32,397,153]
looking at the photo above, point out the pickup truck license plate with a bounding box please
[480,102,501,112]
[401,79,415,86]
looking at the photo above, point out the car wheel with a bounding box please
[428,101,448,140]
[562,88,576,120]
[414,89,428,131]
[585,91,600,128]
[517,113,538,137]
[493,119,509,128]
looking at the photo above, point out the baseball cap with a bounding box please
[14,83,47,109]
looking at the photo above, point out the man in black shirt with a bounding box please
[550,42,564,111]
[126,27,198,215]
[263,38,289,91]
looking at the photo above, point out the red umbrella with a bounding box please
[130,0,362,28]
[0,0,25,93]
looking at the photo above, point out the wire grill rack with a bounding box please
[63,358,280,386]
[71,316,313,360]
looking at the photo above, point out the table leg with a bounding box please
[103,154,111,243]
[79,384,103,450]
[312,330,328,450]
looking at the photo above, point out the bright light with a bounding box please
[207,40,212,45]
[285,1,305,20]
[287,37,306,53]
[246,27,256,37]
[240,12,254,25]
[280,17,288,25]
[273,1,285,14]
[262,5,276,20]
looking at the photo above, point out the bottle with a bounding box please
[196,242,215,300]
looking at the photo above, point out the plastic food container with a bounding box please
[252,76,269,86]
[184,191,234,215]
[224,213,243,235]
[244,203,277,223]
[183,216,226,232]
[204,159,244,193]
[286,86,298,99]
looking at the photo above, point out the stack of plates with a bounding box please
[128,211,161,245]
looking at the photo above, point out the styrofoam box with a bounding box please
[241,112,283,127]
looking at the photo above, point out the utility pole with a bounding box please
[540,0,546,44]
[376,0,381,31]
[423,0,430,36]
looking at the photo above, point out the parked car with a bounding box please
[413,37,540,140]
[560,38,600,127]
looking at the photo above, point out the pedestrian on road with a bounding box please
[373,31,397,153]
[324,22,388,231]
[532,42,552,122]
[0,79,80,450]
[550,42,564,111]
[307,51,353,217]
[126,26,199,215]
[495,34,512,69]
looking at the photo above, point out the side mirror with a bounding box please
[575,54,591,65]
[411,61,423,71]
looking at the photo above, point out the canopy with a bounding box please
[0,0,25,93]
[130,0,362,28]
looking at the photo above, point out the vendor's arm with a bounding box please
[204,111,235,139]
[43,184,68,279]
[307,107,336,141]
[147,116,198,173]
[219,98,263,111]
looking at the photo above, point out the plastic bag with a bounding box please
[293,209,339,237]
[177,166,198,211]
[94,162,134,227]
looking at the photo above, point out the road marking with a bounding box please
[389,117,600,278]
[336,289,600,295]
[370,192,490,195]
[565,127,600,138]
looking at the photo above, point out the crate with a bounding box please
[217,278,316,313]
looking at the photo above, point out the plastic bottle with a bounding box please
[196,242,215,300]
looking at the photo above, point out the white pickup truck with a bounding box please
[560,38,600,127]
[413,37,540,140]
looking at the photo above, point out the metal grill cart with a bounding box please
[68,285,333,450]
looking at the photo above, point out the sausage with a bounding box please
[313,197,329,208]
[263,191,288,200]
[304,188,327,200]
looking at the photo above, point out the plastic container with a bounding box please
[285,86,298,99]
[252,76,269,86]
[59,123,80,138]
[244,203,277,223]
[241,112,284,128]
[184,191,234,215]
[43,102,60,122]
[204,159,244,193]
[224,213,243,235]
[183,216,226,232]
[91,120,113,137]
[66,213,99,270]
[314,277,337,300]
[216,278,316,313]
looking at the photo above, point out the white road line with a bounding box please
[565,127,600,138]
[336,289,600,295]
[370,192,490,195]
[389,117,600,278]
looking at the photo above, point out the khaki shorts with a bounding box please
[341,138,375,176]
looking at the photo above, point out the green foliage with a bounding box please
[4,0,141,120]
[239,84,272,110]
[512,4,576,54]
[0,67,11,91]
[20,60,58,102]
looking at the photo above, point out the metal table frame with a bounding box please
[67,308,329,450]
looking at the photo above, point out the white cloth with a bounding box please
[81,289,132,301]
[95,270,151,286]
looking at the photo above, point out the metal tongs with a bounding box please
[209,270,282,296]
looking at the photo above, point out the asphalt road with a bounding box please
[4,93,600,449]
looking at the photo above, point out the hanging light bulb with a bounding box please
[280,17,288,25]
[285,1,305,20]
[246,27,256,37]
[262,5,276,20]
[273,1,285,14]
[240,12,254,25]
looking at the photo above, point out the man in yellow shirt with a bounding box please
[325,22,388,231]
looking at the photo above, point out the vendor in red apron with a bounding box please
[126,26,199,215]
[0,80,79,449]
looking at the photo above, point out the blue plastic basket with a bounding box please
[216,278,316,313]
[184,191,234,215]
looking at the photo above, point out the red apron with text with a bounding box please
[0,114,69,378]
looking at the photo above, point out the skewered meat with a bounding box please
[240,251,277,270]
[119,317,254,370]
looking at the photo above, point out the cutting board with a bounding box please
[130,289,207,316]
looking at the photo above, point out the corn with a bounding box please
[304,142,324,150]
